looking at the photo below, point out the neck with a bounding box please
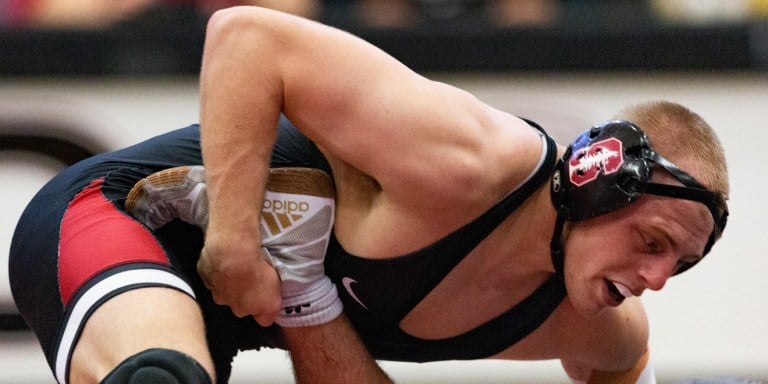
[481,183,559,278]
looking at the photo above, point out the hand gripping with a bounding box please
[126,166,342,327]
[259,168,342,327]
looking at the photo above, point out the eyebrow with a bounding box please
[650,223,704,263]
[649,224,677,250]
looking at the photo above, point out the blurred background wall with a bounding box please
[1,1,767,383]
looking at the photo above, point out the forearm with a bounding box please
[282,315,393,384]
[199,7,284,239]
[196,7,291,323]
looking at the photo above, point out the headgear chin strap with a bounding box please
[550,120,728,279]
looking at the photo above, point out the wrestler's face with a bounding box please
[561,176,714,318]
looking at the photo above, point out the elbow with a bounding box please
[207,6,244,28]
[202,6,281,80]
[205,5,307,49]
[205,5,297,54]
[206,6,263,45]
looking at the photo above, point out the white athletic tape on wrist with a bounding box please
[275,276,343,327]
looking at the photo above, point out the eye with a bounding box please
[640,232,662,254]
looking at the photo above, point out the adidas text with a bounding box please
[263,199,310,214]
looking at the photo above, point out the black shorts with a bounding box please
[9,119,331,383]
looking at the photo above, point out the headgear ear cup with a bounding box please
[551,120,654,221]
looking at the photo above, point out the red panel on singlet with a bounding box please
[58,178,170,306]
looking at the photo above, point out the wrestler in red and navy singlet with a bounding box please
[10,116,563,384]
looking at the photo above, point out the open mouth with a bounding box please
[606,279,634,303]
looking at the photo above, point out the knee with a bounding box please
[101,348,213,384]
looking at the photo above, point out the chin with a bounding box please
[572,300,606,319]
[565,283,608,319]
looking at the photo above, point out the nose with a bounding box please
[639,254,678,291]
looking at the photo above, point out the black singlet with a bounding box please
[325,123,566,362]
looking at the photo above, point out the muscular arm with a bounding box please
[198,6,535,382]
[199,6,533,265]
[198,6,413,381]
[563,348,654,384]
[586,348,654,384]
[283,315,393,384]
[560,299,654,384]
[199,4,435,225]
[199,5,427,321]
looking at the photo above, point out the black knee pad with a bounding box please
[101,348,212,384]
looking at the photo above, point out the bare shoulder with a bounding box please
[207,6,545,207]
[207,7,550,254]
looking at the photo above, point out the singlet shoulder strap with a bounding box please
[392,129,558,318]
[373,274,566,362]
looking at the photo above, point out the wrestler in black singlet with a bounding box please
[324,120,565,362]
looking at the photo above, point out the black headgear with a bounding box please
[550,120,728,278]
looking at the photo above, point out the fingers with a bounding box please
[228,291,282,326]
[197,248,282,323]
[253,313,278,328]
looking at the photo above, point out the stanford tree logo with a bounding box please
[568,137,624,186]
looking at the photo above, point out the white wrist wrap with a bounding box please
[275,276,343,327]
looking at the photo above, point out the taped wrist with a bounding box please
[275,275,343,327]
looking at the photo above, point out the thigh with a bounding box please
[12,171,210,383]
[69,287,215,383]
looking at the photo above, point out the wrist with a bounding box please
[276,276,343,327]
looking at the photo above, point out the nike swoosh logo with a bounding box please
[341,277,368,310]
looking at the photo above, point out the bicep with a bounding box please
[204,6,494,189]
[271,12,487,182]
[561,298,650,379]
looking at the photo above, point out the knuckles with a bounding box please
[198,249,282,323]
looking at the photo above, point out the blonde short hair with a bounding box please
[613,101,729,199]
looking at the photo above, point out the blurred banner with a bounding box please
[0,1,767,75]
